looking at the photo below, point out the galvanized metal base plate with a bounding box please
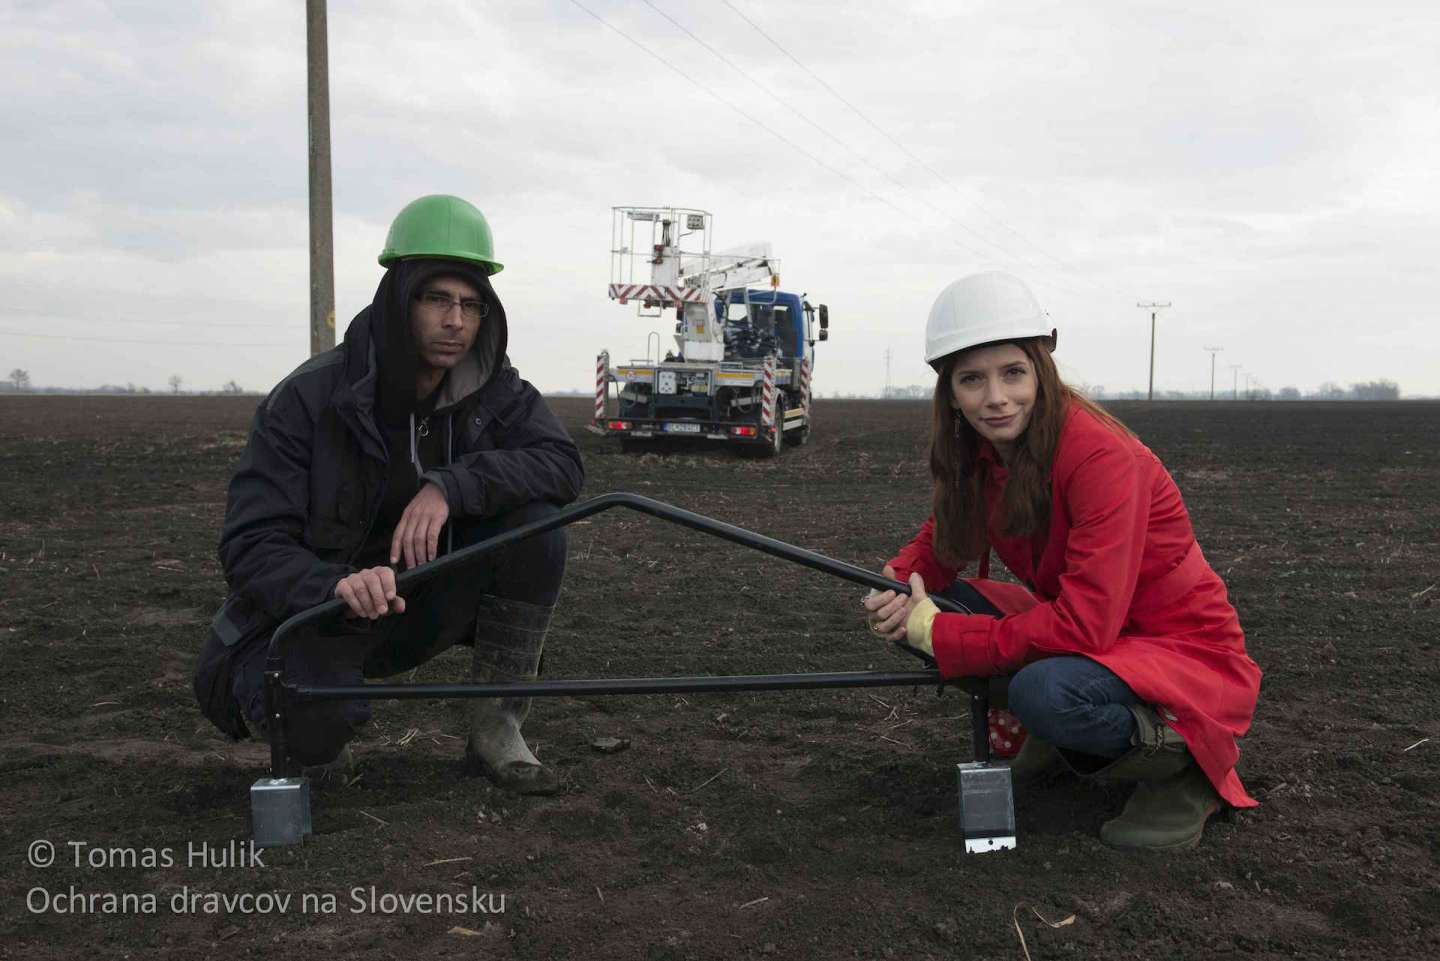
[964,835,1018,853]
[957,761,1016,853]
[251,777,313,848]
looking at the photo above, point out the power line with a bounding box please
[717,0,1105,291]
[569,1,1133,308]
[564,0,1123,301]
[564,0,1008,264]
[637,0,1027,268]
[567,3,920,222]
[719,0,916,159]
[0,328,296,348]
[572,1,1123,290]
[2,312,296,330]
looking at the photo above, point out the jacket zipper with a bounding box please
[444,415,454,555]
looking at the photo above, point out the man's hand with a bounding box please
[335,566,407,620]
[391,482,450,570]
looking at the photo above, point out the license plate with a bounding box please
[665,422,701,433]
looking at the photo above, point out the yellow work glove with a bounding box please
[902,594,940,658]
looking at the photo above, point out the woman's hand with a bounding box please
[864,566,930,644]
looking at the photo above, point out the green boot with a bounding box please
[301,744,355,783]
[465,596,560,796]
[1092,704,1220,850]
[1005,737,1064,786]
[1084,704,1191,779]
[986,677,1065,786]
[1100,764,1220,850]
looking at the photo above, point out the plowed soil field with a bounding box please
[1,394,1437,960]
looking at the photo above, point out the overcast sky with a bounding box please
[3,0,1438,397]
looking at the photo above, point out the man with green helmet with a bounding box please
[194,195,584,796]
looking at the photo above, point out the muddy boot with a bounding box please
[465,596,560,796]
[1005,737,1064,786]
[301,745,355,784]
[1099,764,1220,850]
[1091,704,1220,850]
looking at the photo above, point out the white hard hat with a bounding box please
[925,270,1057,370]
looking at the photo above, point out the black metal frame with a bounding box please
[263,492,991,778]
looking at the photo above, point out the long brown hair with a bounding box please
[928,338,1132,566]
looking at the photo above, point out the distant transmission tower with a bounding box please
[1227,364,1242,401]
[1138,302,1172,401]
[884,347,892,398]
[1204,346,1223,400]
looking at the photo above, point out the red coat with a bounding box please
[887,405,1261,808]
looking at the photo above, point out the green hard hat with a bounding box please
[378,194,504,274]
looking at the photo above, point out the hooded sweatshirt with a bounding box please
[201,256,583,739]
[356,258,509,567]
[211,256,581,645]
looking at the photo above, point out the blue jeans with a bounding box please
[933,583,1141,759]
[1006,656,1139,759]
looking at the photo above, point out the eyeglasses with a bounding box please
[416,289,488,321]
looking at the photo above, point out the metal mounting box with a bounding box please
[251,777,313,848]
[957,761,1017,853]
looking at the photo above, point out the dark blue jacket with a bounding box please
[196,267,583,737]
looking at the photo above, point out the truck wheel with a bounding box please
[784,420,810,447]
[760,398,786,458]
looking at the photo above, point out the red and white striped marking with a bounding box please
[608,283,704,305]
[799,358,811,418]
[594,351,608,422]
[761,354,777,429]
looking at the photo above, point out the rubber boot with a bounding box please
[301,744,354,783]
[1099,764,1220,850]
[1092,704,1220,850]
[465,595,560,796]
[1005,737,1065,786]
[987,676,1065,784]
[1086,703,1192,782]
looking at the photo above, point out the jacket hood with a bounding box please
[343,257,509,426]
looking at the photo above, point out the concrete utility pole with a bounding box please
[307,0,336,356]
[1228,364,1241,401]
[1137,302,1171,401]
[1204,346,1223,400]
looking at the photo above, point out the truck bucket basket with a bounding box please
[253,492,1013,852]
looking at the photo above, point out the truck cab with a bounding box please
[716,289,827,366]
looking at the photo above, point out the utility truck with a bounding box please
[592,206,829,456]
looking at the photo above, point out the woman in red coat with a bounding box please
[863,271,1261,850]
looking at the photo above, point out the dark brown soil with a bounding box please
[1,395,1437,960]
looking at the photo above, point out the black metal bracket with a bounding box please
[264,491,992,777]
